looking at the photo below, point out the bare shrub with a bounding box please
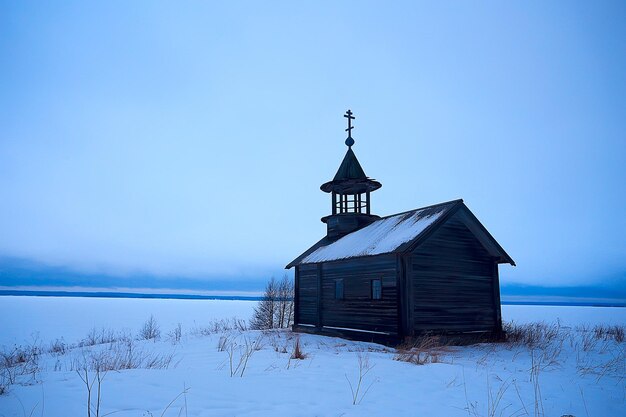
[250,277,278,330]
[394,334,444,365]
[1,342,41,385]
[345,351,376,405]
[276,274,294,329]
[50,338,67,355]
[250,275,294,330]
[81,327,120,347]
[168,323,182,344]
[139,315,161,341]
[84,328,99,347]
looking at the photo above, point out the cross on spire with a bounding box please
[344,109,355,147]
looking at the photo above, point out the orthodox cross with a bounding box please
[344,109,355,147]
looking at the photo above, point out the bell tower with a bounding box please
[320,110,382,239]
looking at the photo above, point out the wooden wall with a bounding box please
[296,264,318,326]
[409,214,500,333]
[294,212,504,341]
[320,255,399,335]
[295,255,399,336]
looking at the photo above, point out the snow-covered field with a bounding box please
[0,296,624,417]
[0,296,256,347]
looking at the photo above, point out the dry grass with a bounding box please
[503,321,562,350]
[0,342,42,388]
[394,334,446,365]
[346,351,376,405]
[290,336,307,360]
[81,327,120,347]
[191,317,248,336]
[69,339,176,373]
[218,334,263,377]
[593,324,625,343]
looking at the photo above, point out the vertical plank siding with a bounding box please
[319,255,399,334]
[297,264,318,325]
[411,215,498,333]
[294,211,507,342]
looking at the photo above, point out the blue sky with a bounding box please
[0,1,624,292]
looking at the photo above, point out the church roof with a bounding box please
[320,147,382,194]
[286,199,515,268]
[333,148,367,181]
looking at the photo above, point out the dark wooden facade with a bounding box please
[287,112,514,344]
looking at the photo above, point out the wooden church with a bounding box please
[286,110,515,343]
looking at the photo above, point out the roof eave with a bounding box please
[457,205,516,266]
[285,236,333,269]
[397,199,465,255]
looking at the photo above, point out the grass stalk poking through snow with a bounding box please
[345,351,375,405]
[223,335,262,377]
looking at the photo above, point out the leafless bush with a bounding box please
[84,328,99,347]
[345,351,376,405]
[250,275,294,330]
[139,316,161,341]
[168,323,182,344]
[394,334,444,365]
[1,342,41,385]
[82,327,119,347]
[275,275,295,329]
[78,327,126,347]
[50,338,67,355]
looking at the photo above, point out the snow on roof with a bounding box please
[301,206,448,264]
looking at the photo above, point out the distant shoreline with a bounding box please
[1,289,624,308]
[0,289,263,302]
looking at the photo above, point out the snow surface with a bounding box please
[302,207,445,263]
[0,297,624,417]
[2,296,624,347]
[0,296,256,347]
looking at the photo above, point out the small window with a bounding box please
[335,279,344,300]
[372,279,382,300]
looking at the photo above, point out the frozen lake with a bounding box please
[1,295,625,347]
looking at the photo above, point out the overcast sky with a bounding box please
[1,1,624,290]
